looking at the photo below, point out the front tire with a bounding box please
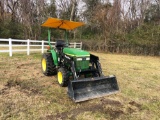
[41,53,56,76]
[57,68,69,87]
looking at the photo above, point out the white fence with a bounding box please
[0,38,82,57]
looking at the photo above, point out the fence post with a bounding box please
[74,42,76,48]
[27,39,30,55]
[42,40,44,53]
[80,42,82,49]
[9,38,12,57]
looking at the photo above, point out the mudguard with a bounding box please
[50,49,58,66]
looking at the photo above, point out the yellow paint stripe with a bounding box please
[65,53,90,57]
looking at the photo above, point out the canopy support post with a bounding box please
[65,30,69,47]
[48,29,53,49]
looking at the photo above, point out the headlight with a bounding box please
[77,58,82,61]
[77,57,90,61]
[86,57,90,60]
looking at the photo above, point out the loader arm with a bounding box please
[66,54,119,102]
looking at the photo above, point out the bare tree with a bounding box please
[6,0,19,21]
[0,1,4,21]
[70,0,77,21]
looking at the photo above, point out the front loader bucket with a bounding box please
[68,75,119,102]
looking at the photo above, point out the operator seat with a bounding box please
[55,40,66,52]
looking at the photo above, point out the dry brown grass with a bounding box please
[0,52,159,120]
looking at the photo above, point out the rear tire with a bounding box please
[57,68,69,87]
[41,53,57,76]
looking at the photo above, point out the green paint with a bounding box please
[50,49,58,66]
[75,60,89,71]
[47,29,58,66]
[46,27,90,70]
[63,47,90,71]
[48,29,53,50]
[63,48,90,57]
[65,30,69,46]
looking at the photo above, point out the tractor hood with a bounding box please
[63,48,90,57]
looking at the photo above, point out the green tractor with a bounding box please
[41,18,119,102]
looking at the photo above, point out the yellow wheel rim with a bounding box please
[42,58,46,71]
[58,72,63,84]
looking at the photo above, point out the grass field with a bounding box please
[0,52,160,120]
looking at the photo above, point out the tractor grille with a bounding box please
[75,60,89,71]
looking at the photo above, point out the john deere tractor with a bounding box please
[41,18,119,102]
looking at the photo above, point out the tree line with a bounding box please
[0,0,160,55]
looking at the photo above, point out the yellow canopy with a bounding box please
[41,18,84,30]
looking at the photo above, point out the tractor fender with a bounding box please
[50,49,58,66]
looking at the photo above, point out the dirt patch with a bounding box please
[2,79,43,95]
[129,101,142,109]
[43,104,124,120]
[42,105,103,120]
[5,79,21,88]
[42,98,143,120]
[100,98,123,106]
[42,101,118,119]
[0,87,9,95]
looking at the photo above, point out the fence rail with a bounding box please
[0,38,82,57]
